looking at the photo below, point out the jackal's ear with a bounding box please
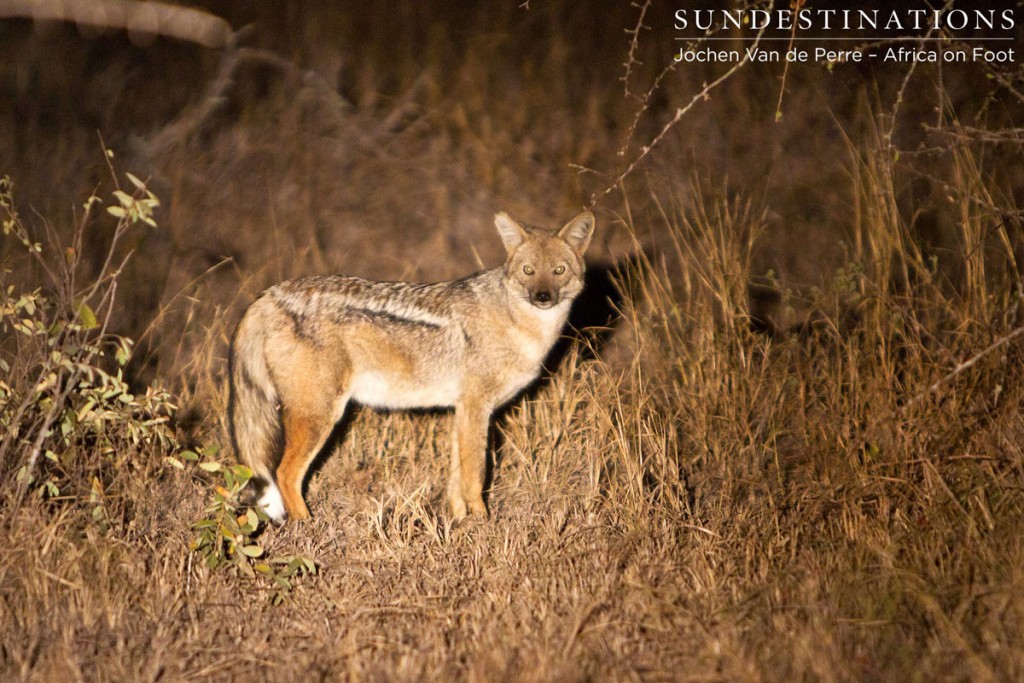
[557,211,595,256]
[495,212,528,254]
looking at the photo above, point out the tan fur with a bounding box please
[228,210,595,522]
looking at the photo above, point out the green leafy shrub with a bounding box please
[190,455,317,604]
[0,170,177,508]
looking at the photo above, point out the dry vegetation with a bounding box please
[2,2,1024,681]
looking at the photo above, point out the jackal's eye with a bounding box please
[553,264,566,275]
[523,265,535,276]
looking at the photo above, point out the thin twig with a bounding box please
[906,326,1024,408]
[590,27,767,208]
[621,0,651,99]
[883,0,954,152]
[773,0,805,122]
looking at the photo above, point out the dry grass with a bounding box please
[2,2,1024,681]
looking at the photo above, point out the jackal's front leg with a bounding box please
[448,402,490,520]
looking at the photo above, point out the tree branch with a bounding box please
[0,0,232,48]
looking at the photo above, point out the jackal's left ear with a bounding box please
[495,212,528,254]
[557,211,595,256]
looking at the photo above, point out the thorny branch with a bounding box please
[621,0,652,99]
[591,22,771,207]
[882,0,955,151]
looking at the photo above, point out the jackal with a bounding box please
[229,210,595,522]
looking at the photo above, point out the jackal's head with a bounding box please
[495,210,595,310]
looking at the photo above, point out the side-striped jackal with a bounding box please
[229,210,595,522]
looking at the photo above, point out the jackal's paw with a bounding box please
[467,497,489,518]
[448,495,468,522]
[448,493,490,523]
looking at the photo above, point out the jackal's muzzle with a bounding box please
[530,288,557,308]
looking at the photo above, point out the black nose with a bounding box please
[534,291,551,303]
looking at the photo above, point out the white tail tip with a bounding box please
[257,482,287,524]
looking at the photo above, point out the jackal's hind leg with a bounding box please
[277,393,348,521]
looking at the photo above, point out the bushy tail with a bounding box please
[228,300,282,502]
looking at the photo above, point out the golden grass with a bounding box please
[2,3,1024,680]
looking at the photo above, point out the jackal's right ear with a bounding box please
[495,212,528,254]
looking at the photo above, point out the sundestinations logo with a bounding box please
[673,5,1018,65]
